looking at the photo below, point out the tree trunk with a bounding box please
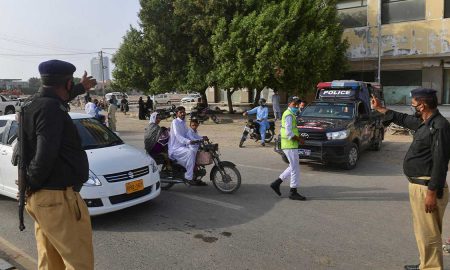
[199,89,208,105]
[253,88,263,106]
[226,89,236,114]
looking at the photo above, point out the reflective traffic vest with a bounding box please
[281,109,299,149]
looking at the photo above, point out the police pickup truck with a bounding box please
[275,80,384,169]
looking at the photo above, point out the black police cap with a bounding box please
[410,88,437,98]
[38,60,76,77]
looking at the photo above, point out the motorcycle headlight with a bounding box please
[326,130,350,140]
[84,171,102,187]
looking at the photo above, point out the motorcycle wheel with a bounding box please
[211,164,241,194]
[264,129,274,143]
[211,114,220,124]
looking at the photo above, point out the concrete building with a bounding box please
[0,79,28,90]
[339,0,450,104]
[90,56,110,82]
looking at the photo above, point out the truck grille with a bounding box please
[299,132,327,141]
[103,166,149,183]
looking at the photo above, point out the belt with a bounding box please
[407,176,431,186]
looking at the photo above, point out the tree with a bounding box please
[112,27,152,92]
[211,0,348,103]
[28,77,41,92]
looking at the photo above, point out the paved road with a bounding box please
[1,115,450,269]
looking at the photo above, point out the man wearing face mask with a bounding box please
[243,98,269,146]
[372,88,450,270]
[270,96,306,200]
[22,60,97,270]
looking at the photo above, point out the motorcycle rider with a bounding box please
[270,96,306,201]
[243,98,269,146]
[169,106,204,185]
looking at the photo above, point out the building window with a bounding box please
[337,0,367,28]
[445,0,450,18]
[381,0,425,24]
[381,70,422,105]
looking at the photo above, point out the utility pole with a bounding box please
[377,0,382,83]
[99,50,105,97]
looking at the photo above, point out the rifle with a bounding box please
[17,105,27,231]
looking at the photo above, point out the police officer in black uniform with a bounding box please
[23,60,97,270]
[372,88,450,270]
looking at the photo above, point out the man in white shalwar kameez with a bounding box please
[168,107,198,182]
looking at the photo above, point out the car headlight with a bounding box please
[84,171,102,186]
[326,130,350,140]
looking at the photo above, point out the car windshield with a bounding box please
[73,118,124,150]
[300,103,355,119]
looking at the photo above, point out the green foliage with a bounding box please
[112,0,348,101]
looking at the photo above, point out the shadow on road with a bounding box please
[90,182,407,233]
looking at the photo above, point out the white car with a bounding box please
[181,94,201,103]
[153,94,171,105]
[0,95,20,115]
[0,113,161,216]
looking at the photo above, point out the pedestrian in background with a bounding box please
[84,96,96,117]
[108,96,118,132]
[372,88,450,270]
[272,89,281,121]
[146,96,154,116]
[23,60,96,270]
[120,95,129,115]
[270,96,306,201]
[138,96,146,120]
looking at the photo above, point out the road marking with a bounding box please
[234,163,316,177]
[173,193,243,211]
[0,235,37,270]
[234,163,280,172]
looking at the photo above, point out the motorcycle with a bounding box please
[155,105,177,120]
[239,118,275,147]
[386,122,414,136]
[190,106,220,124]
[153,139,241,194]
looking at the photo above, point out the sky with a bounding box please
[0,0,141,81]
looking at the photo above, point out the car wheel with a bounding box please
[342,143,358,170]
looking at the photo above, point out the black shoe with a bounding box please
[261,142,265,147]
[270,179,282,196]
[289,188,306,201]
[404,264,420,270]
[189,180,208,186]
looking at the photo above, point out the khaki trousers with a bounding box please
[108,115,117,132]
[26,187,94,270]
[409,183,449,270]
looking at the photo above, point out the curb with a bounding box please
[0,236,37,270]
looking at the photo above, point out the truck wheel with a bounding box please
[342,143,358,170]
[5,107,15,115]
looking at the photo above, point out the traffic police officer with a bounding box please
[270,96,306,200]
[23,60,97,270]
[372,88,450,270]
